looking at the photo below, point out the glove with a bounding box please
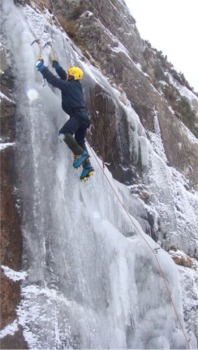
[36,58,45,72]
[51,58,59,68]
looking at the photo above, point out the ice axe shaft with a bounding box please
[31,39,46,86]
[31,39,42,57]
[42,41,52,49]
[31,39,41,46]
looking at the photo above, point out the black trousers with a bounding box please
[59,111,90,148]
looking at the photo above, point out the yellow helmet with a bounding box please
[68,66,84,80]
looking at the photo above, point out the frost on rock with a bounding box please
[178,262,198,349]
[148,143,198,255]
[169,73,198,115]
[148,113,168,163]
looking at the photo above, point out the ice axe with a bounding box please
[31,39,46,86]
[31,39,43,59]
[42,40,58,66]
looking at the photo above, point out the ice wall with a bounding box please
[1,1,193,348]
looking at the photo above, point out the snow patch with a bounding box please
[0,91,15,103]
[0,320,18,339]
[148,113,168,162]
[0,142,15,151]
[1,265,27,282]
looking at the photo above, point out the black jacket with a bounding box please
[41,65,86,116]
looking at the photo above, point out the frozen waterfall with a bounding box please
[1,1,195,349]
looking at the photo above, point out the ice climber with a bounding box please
[35,57,94,181]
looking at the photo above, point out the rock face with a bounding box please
[59,0,198,189]
[0,44,28,349]
[14,0,198,188]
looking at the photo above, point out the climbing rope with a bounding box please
[87,143,190,349]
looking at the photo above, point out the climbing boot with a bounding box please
[80,164,95,181]
[73,151,90,168]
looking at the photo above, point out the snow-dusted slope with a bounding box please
[1,1,197,349]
